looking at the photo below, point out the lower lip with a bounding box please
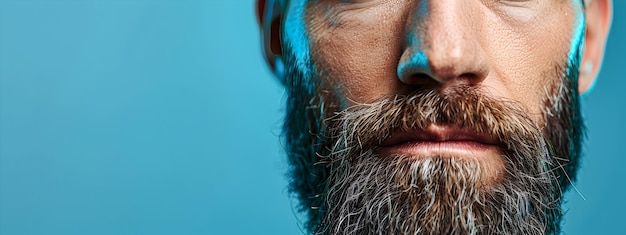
[378,140,501,159]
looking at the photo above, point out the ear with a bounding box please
[256,0,283,73]
[579,0,613,94]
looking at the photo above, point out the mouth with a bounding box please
[378,124,502,160]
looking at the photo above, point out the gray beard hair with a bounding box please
[315,86,562,235]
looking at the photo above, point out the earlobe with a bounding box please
[257,0,284,77]
[579,0,613,94]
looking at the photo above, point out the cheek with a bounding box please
[482,6,576,123]
[307,7,406,104]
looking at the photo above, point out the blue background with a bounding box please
[0,1,623,234]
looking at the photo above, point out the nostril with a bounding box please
[402,74,440,87]
[458,73,481,84]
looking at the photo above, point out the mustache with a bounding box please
[322,85,546,160]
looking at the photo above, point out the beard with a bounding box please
[315,87,562,235]
[280,40,584,235]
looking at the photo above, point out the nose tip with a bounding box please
[397,35,490,87]
[397,42,489,87]
[397,1,489,87]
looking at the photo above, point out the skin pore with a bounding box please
[257,0,612,234]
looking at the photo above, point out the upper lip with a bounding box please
[380,124,499,147]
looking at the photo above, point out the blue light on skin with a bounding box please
[568,2,590,96]
[282,0,312,80]
[397,1,432,80]
[397,32,431,79]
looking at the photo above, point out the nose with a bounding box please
[397,0,489,87]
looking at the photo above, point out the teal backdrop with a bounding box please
[0,1,624,234]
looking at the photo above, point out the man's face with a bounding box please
[259,0,611,234]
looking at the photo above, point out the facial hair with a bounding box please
[279,29,584,235]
